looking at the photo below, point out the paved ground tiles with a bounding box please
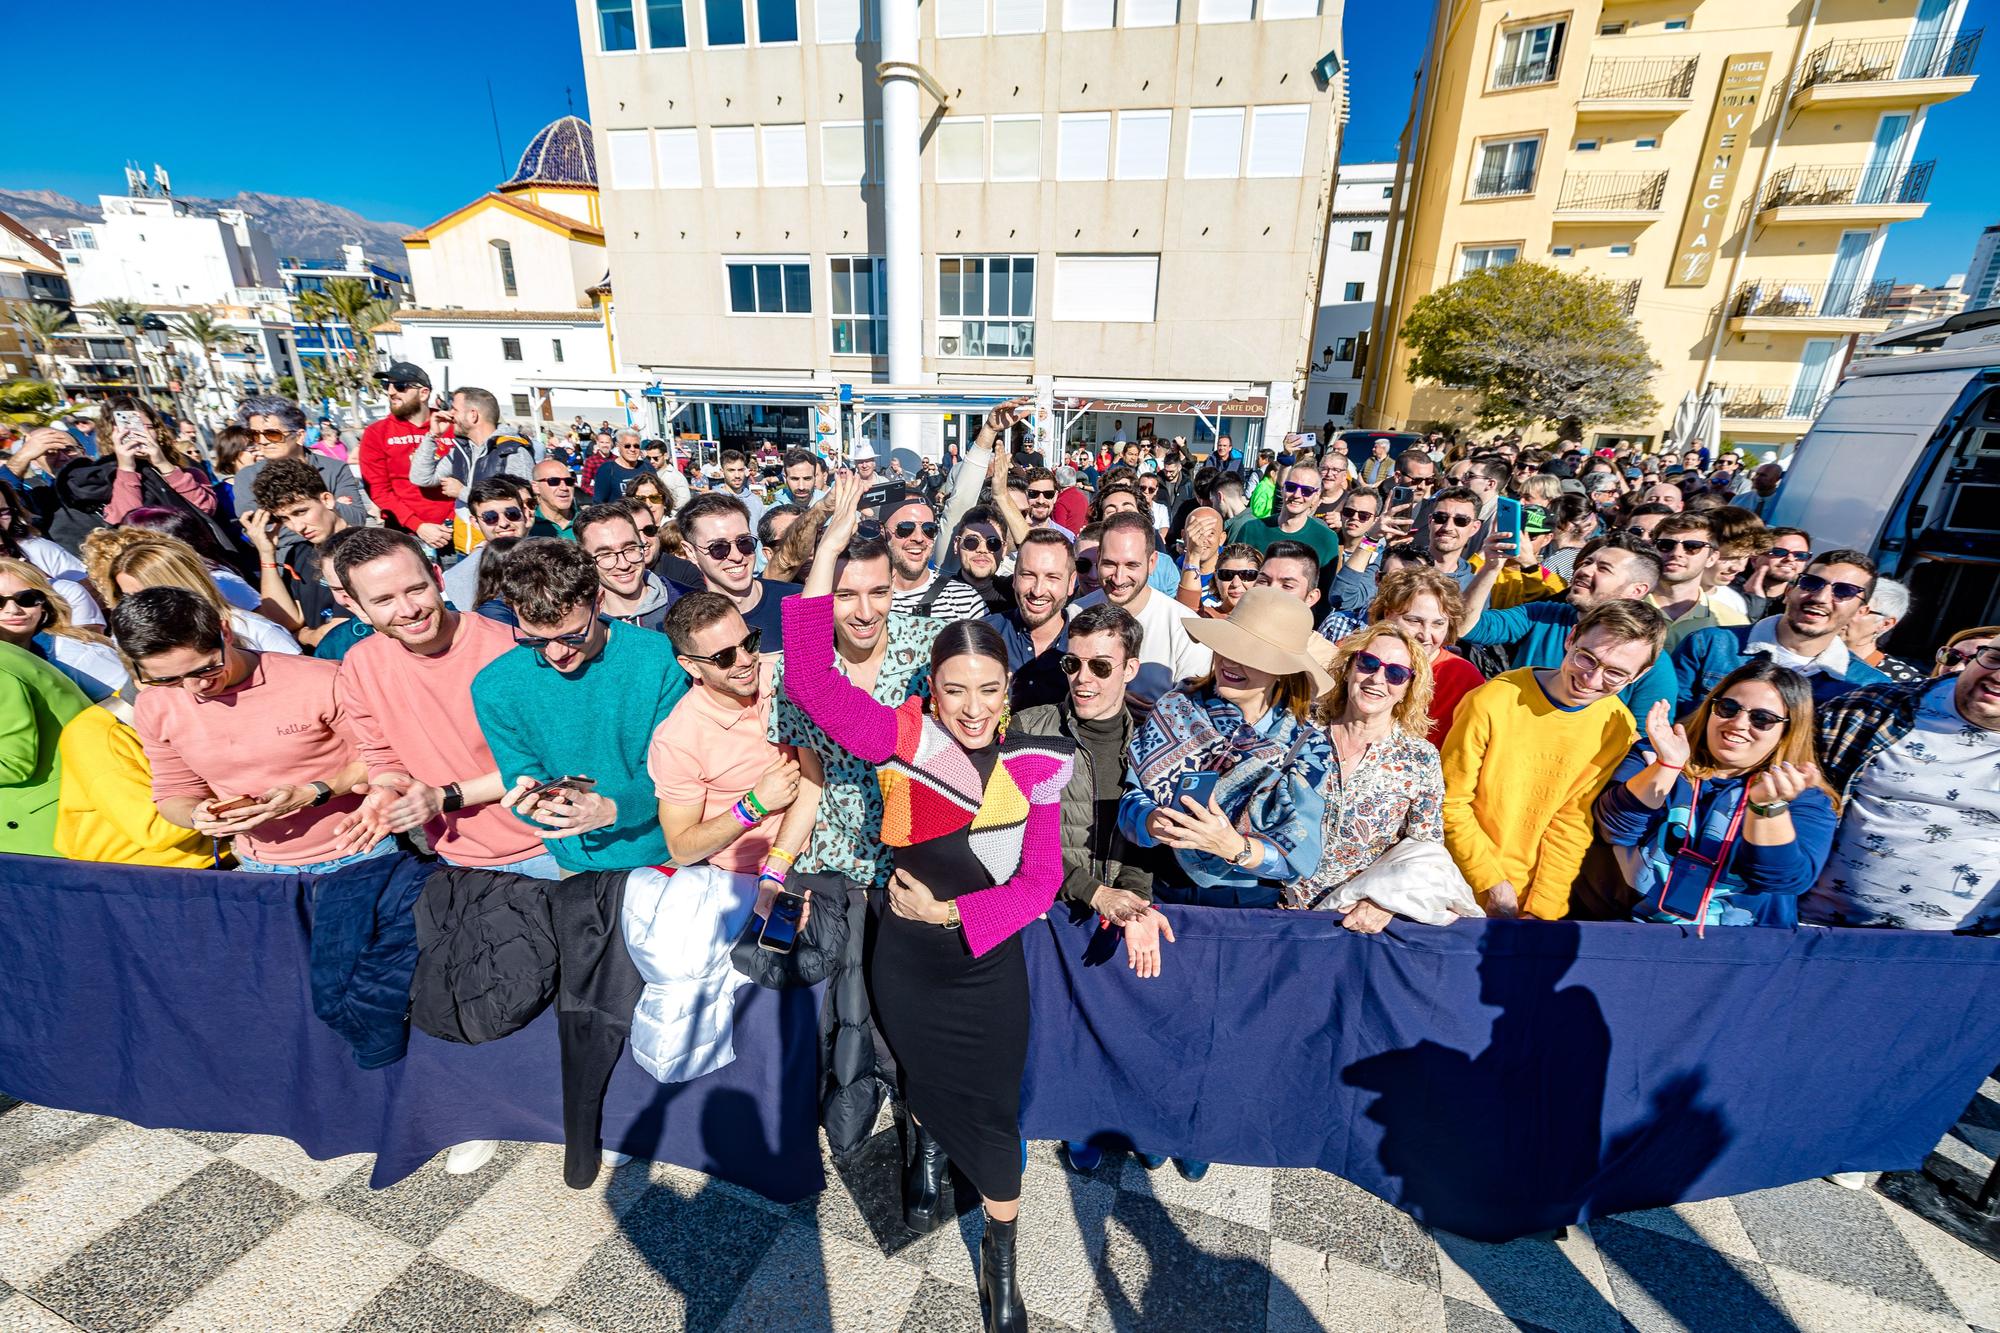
[1,1082,1995,1332]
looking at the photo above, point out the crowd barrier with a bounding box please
[4,853,1998,1240]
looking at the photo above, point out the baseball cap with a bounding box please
[372,361,432,389]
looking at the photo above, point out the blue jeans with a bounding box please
[474,851,563,880]
[237,837,398,875]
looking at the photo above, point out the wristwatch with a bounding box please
[1748,798,1791,817]
[308,781,334,808]
[441,782,465,813]
[1230,836,1258,868]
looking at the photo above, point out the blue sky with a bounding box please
[0,1,1990,284]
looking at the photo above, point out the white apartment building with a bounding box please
[1305,160,1394,433]
[575,0,1346,459]
[54,192,283,307]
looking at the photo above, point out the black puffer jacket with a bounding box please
[1013,701,1155,909]
[409,865,561,1044]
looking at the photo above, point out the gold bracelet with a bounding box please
[943,901,961,930]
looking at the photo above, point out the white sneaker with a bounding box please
[443,1139,499,1175]
[1826,1170,1869,1190]
[601,1149,633,1167]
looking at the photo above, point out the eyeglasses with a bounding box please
[137,655,227,687]
[1353,650,1414,687]
[1214,567,1257,583]
[1059,653,1116,680]
[1026,487,1056,500]
[1710,696,1789,732]
[477,506,525,526]
[1763,546,1808,562]
[1430,511,1476,529]
[1339,507,1378,522]
[590,543,646,568]
[537,475,576,488]
[0,589,49,612]
[680,628,763,669]
[248,428,294,444]
[1941,643,2000,670]
[1567,644,1635,689]
[699,534,759,562]
[893,520,941,540]
[960,533,1004,555]
[1655,538,1712,555]
[1796,573,1866,602]
[1282,481,1320,496]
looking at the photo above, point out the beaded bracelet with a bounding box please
[729,800,758,828]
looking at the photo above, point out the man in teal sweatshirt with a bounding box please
[471,538,687,873]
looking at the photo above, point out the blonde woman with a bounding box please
[1286,624,1449,932]
[0,559,130,702]
[102,536,302,655]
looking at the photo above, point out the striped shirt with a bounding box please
[891,572,989,622]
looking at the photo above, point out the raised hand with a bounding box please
[1642,699,1692,771]
[1749,761,1819,808]
[982,395,1035,436]
[751,755,802,816]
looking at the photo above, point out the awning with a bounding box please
[1053,396,1268,417]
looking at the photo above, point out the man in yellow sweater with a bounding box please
[1441,599,1668,920]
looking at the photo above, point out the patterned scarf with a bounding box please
[1129,689,1330,863]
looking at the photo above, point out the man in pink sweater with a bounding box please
[329,529,557,880]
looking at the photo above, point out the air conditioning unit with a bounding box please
[936,320,961,357]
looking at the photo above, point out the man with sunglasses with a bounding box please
[1733,527,1811,620]
[471,539,688,874]
[671,492,799,643]
[1649,513,1747,651]
[575,501,672,633]
[1672,549,1890,713]
[360,363,455,553]
[882,495,988,622]
[1223,462,1341,570]
[1415,486,1482,590]
[233,394,369,532]
[586,428,656,506]
[525,459,578,539]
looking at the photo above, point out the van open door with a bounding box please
[1878,373,2000,661]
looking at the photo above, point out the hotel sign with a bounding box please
[1666,53,1773,288]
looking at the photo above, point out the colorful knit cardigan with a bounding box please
[779,594,1074,957]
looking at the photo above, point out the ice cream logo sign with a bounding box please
[1667,53,1773,289]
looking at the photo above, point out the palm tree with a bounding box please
[7,301,72,385]
[86,298,149,396]
[170,310,231,418]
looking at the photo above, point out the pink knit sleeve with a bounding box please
[163,467,219,515]
[957,762,1072,957]
[103,470,146,524]
[779,593,900,763]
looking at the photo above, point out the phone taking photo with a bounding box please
[113,409,149,439]
[1173,769,1221,811]
[1390,485,1413,508]
[758,889,807,954]
[1493,496,1523,543]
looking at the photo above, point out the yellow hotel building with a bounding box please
[1359,0,1980,449]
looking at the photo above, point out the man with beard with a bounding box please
[1019,467,1060,529]
[359,363,454,552]
[1224,461,1340,570]
[575,501,672,632]
[1457,532,1678,721]
[1647,512,1747,651]
[719,448,768,528]
[443,478,533,611]
[1733,526,1811,620]
[983,529,1076,710]
[1074,511,1211,705]
[1672,549,1889,712]
[945,506,1014,613]
[882,494,987,621]
[670,492,799,641]
[782,448,826,507]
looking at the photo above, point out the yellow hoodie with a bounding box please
[55,705,222,870]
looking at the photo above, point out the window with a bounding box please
[1663,16,1689,30]
[1116,110,1172,179]
[822,121,869,184]
[608,129,654,189]
[937,0,982,34]
[648,0,688,46]
[492,241,518,297]
[1053,254,1159,322]
[1198,0,1252,21]
[815,0,862,41]
[938,255,1035,357]
[1598,19,1625,35]
[501,337,523,361]
[1247,105,1310,177]
[1609,243,1635,256]
[1459,245,1520,275]
[599,0,638,49]
[1263,0,1317,17]
[830,256,887,354]
[937,117,985,182]
[762,124,807,185]
[1342,282,1364,301]
[992,116,1041,180]
[994,0,1044,32]
[1326,391,1348,414]
[1551,244,1575,257]
[713,126,758,187]
[1124,0,1175,23]
[1492,19,1565,89]
[656,128,702,187]
[1351,230,1373,252]
[1635,137,1659,151]
[1186,107,1245,178]
[431,337,451,360]
[707,0,747,42]
[553,338,566,362]
[1065,0,1113,27]
[1575,138,1600,151]
[1333,336,1357,360]
[512,394,533,418]
[726,259,813,314]
[1471,136,1539,196]
[1058,113,1110,180]
[758,0,800,41]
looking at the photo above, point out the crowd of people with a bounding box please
[4,367,1997,1333]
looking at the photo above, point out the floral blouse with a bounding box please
[769,613,939,887]
[1284,726,1445,909]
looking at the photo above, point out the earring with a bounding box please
[996,704,1011,740]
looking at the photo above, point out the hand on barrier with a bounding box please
[1340,900,1396,935]
[1123,907,1175,979]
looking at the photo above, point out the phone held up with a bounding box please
[1492,496,1523,545]
[114,409,149,439]
[759,889,808,954]
[1173,769,1221,811]
[1390,485,1413,508]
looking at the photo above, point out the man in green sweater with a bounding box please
[1225,461,1341,569]
[471,538,688,873]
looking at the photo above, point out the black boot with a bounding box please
[979,1213,1027,1333]
[902,1121,952,1233]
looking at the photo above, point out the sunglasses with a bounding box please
[514,620,597,653]
[538,475,576,487]
[1026,487,1056,500]
[680,628,763,669]
[893,520,941,540]
[1623,526,1658,539]
[1763,546,1808,561]
[1710,697,1789,731]
[1655,537,1712,555]
[1943,643,2000,669]
[960,533,1004,555]
[1059,653,1116,680]
[1339,506,1378,522]
[1354,650,1414,687]
[700,534,759,561]
[636,522,660,539]
[1430,511,1476,529]
[387,382,418,392]
[1796,573,1865,602]
[478,506,525,526]
[138,656,228,687]
[1214,567,1257,583]
[248,428,294,444]
[1282,481,1320,496]
[0,589,49,611]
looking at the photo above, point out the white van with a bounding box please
[1768,307,2000,654]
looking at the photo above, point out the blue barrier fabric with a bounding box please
[1018,908,2000,1241]
[0,854,824,1200]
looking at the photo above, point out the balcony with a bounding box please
[1555,171,1668,221]
[1793,30,1980,109]
[1469,167,1538,200]
[1492,52,1561,91]
[1758,160,1934,225]
[1716,384,1830,428]
[1611,279,1641,316]
[1576,56,1699,118]
[1726,278,1895,334]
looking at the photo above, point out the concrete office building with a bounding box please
[53,184,284,309]
[1360,0,1980,450]
[1965,223,2000,310]
[1306,161,1395,432]
[574,0,1345,459]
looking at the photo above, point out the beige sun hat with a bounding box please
[1183,586,1338,697]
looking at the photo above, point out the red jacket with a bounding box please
[358,416,454,530]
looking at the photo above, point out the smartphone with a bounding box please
[1493,496,1522,541]
[1173,770,1221,811]
[114,409,148,438]
[758,889,807,954]
[208,794,259,816]
[1389,485,1413,508]
[520,775,596,802]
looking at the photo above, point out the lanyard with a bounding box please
[1664,778,1749,936]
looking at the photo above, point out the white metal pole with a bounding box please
[879,0,923,462]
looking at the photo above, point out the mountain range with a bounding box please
[0,187,414,272]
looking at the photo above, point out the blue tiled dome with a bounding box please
[503,116,597,190]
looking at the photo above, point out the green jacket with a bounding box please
[0,642,92,856]
[1249,474,1276,519]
